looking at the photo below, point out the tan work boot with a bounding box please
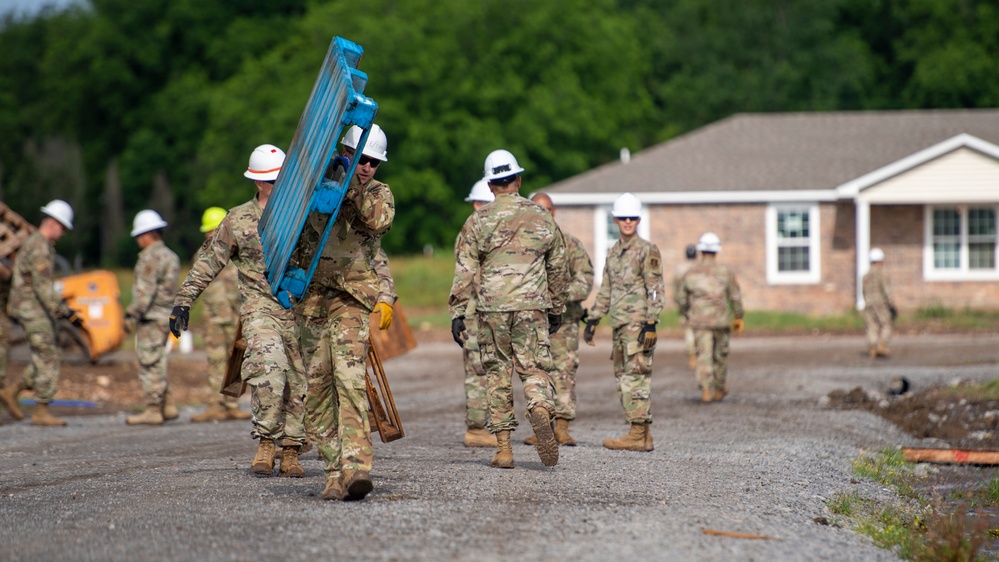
[868,345,878,358]
[491,430,514,469]
[523,433,538,445]
[876,344,891,358]
[527,407,558,467]
[603,422,652,452]
[279,445,305,478]
[687,353,697,370]
[190,403,228,423]
[126,406,164,425]
[644,422,654,451]
[224,406,252,420]
[463,428,497,448]
[342,470,373,501]
[713,386,728,402]
[322,475,345,501]
[161,394,179,421]
[554,419,577,446]
[0,382,25,420]
[31,403,67,426]
[251,438,276,475]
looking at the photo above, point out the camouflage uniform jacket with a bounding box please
[449,192,569,317]
[297,176,395,316]
[127,240,180,321]
[374,246,397,306]
[672,261,695,316]
[201,261,241,325]
[9,231,71,321]
[590,235,665,328]
[862,267,893,308]
[675,260,744,329]
[562,230,594,323]
[175,196,285,317]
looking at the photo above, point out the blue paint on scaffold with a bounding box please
[258,36,379,308]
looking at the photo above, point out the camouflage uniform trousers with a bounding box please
[242,311,307,447]
[135,319,170,405]
[478,310,557,433]
[204,321,239,409]
[864,304,893,349]
[0,311,9,385]
[549,316,581,421]
[298,292,373,480]
[462,316,489,430]
[611,323,653,424]
[694,328,730,391]
[18,315,60,403]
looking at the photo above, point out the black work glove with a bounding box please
[169,305,190,338]
[547,313,562,335]
[889,305,898,321]
[580,309,589,324]
[65,309,84,329]
[583,319,598,346]
[639,320,657,351]
[451,316,466,348]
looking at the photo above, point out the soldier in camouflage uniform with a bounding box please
[449,149,568,470]
[0,200,83,426]
[124,210,180,425]
[673,244,698,370]
[527,192,593,447]
[584,192,664,452]
[190,207,251,423]
[172,144,307,478]
[456,178,496,449]
[862,247,895,358]
[0,256,15,417]
[296,124,394,502]
[675,232,744,403]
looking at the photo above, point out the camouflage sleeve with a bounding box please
[881,275,893,306]
[126,251,156,319]
[589,255,611,321]
[374,246,397,305]
[728,270,744,319]
[674,273,690,318]
[644,244,665,322]
[174,217,235,308]
[566,236,594,303]
[28,241,70,318]
[348,181,395,236]
[545,225,569,314]
[448,217,478,319]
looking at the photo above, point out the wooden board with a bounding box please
[901,447,999,465]
[368,301,417,361]
[0,202,36,259]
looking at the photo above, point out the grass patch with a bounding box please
[852,448,923,501]
[944,378,999,402]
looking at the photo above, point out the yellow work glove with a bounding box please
[732,318,744,336]
[374,302,393,330]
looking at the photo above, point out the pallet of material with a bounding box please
[0,201,36,259]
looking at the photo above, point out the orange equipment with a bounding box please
[54,270,125,362]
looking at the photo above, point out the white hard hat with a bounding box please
[697,232,722,253]
[611,192,642,218]
[362,124,388,162]
[244,144,286,181]
[40,199,74,230]
[131,209,168,237]
[341,125,362,150]
[870,247,885,262]
[465,178,495,203]
[483,149,525,181]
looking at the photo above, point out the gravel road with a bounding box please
[2,333,997,561]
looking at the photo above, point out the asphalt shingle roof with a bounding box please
[545,109,999,194]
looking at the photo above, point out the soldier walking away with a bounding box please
[172,144,308,478]
[190,207,251,422]
[583,193,664,452]
[862,247,896,358]
[0,200,83,426]
[124,210,180,425]
[0,252,14,417]
[674,244,698,370]
[675,232,744,403]
[294,124,393,501]
[449,149,569,469]
[525,192,593,447]
[456,178,497,449]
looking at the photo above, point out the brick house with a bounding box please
[541,109,999,315]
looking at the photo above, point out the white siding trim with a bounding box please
[549,190,838,206]
[765,203,821,285]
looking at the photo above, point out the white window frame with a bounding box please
[923,205,999,281]
[765,203,821,285]
[593,205,651,284]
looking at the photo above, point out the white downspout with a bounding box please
[855,199,870,310]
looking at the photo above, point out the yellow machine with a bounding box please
[54,270,125,362]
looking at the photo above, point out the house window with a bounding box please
[925,206,999,280]
[766,204,820,284]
